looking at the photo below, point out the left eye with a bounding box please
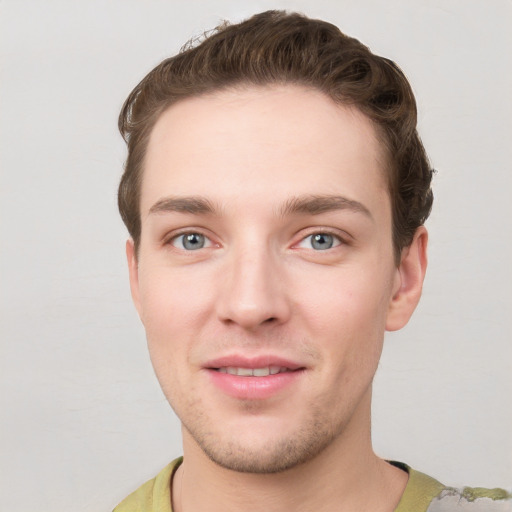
[298,233,341,251]
[171,232,211,251]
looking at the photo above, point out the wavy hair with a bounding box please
[118,10,434,261]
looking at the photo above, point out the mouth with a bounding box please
[212,366,296,377]
[205,357,305,400]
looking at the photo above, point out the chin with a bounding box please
[184,415,340,474]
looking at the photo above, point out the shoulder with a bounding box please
[113,457,182,512]
[392,462,511,512]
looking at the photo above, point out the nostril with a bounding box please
[264,317,277,323]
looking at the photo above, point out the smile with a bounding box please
[207,362,304,400]
[215,366,293,376]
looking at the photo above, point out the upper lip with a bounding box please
[203,355,304,370]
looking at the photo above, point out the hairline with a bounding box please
[134,81,396,237]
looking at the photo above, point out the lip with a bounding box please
[204,355,303,371]
[203,355,306,400]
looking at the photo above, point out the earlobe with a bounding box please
[126,239,143,321]
[386,227,428,332]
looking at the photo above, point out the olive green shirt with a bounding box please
[114,458,511,512]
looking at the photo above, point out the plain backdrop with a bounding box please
[1,1,511,510]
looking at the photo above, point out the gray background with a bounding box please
[1,0,511,510]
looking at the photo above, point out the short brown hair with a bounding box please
[118,10,433,261]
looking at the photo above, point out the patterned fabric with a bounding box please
[391,461,511,512]
[113,457,511,512]
[426,487,512,512]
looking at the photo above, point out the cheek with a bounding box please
[137,270,196,373]
[137,273,197,403]
[139,263,213,332]
[297,264,393,375]
[299,264,393,330]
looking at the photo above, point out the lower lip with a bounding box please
[207,369,304,400]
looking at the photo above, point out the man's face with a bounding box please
[128,85,412,473]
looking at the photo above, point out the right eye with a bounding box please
[171,232,212,251]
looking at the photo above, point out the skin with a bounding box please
[127,85,428,512]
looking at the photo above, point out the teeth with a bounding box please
[237,367,254,377]
[219,366,289,377]
[253,367,270,377]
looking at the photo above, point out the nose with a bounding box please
[216,244,291,331]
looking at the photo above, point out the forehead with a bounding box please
[142,85,389,218]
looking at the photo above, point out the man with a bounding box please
[114,10,510,512]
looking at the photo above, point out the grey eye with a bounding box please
[311,233,334,250]
[175,233,206,250]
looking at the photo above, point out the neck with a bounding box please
[172,390,407,512]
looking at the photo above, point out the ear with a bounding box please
[126,239,143,321]
[386,227,428,331]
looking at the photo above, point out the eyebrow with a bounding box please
[148,196,217,216]
[279,194,373,220]
[147,194,373,220]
